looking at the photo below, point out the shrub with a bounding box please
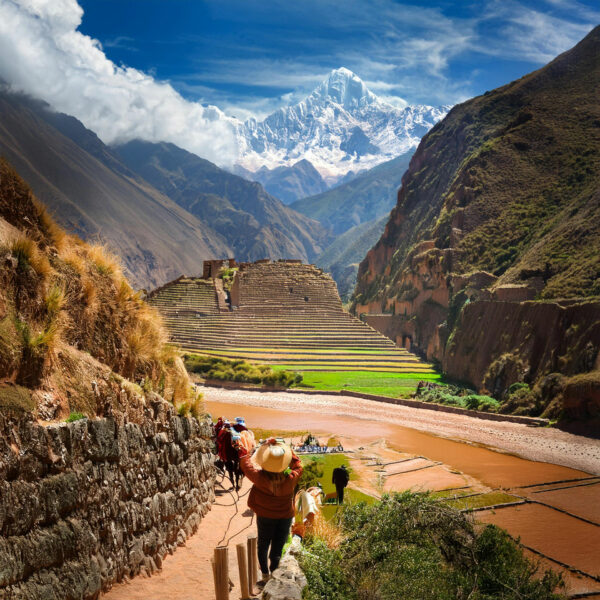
[183,354,299,388]
[300,492,565,600]
[66,411,86,422]
[297,457,325,490]
[417,385,499,412]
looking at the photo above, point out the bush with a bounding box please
[300,492,565,600]
[183,354,301,388]
[417,385,499,412]
[297,457,325,491]
[66,411,86,422]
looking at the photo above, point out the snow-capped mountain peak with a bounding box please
[235,68,450,184]
[312,67,376,109]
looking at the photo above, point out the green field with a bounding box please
[274,367,443,397]
[300,453,376,520]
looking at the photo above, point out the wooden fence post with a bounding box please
[214,546,229,600]
[247,535,258,592]
[236,543,250,599]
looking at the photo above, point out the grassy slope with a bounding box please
[0,158,195,419]
[291,152,413,235]
[355,26,600,307]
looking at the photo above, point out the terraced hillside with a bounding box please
[148,261,434,374]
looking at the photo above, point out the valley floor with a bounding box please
[102,388,600,599]
[204,387,600,476]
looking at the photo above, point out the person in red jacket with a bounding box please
[237,438,303,586]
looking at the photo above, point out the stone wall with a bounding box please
[444,299,600,394]
[262,537,307,600]
[0,398,215,599]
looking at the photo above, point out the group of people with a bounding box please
[292,442,344,454]
[213,417,351,589]
[214,416,303,589]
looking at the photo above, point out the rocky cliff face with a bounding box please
[352,27,600,418]
[0,401,215,599]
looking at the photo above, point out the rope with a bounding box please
[214,470,254,547]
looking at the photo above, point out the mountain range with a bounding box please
[352,24,600,416]
[234,68,449,186]
[0,89,330,289]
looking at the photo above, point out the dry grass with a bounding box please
[86,243,122,279]
[33,198,66,252]
[0,160,196,418]
[10,236,52,281]
[306,512,343,549]
[60,246,87,276]
[45,284,65,319]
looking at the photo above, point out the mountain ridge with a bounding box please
[113,140,333,263]
[351,25,600,417]
[0,89,231,289]
[235,68,449,183]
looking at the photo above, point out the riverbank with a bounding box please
[203,386,600,476]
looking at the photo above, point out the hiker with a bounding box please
[217,422,243,490]
[235,438,303,588]
[332,464,349,504]
[232,416,248,432]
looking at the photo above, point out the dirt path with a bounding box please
[103,476,261,600]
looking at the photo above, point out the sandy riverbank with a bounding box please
[203,386,600,476]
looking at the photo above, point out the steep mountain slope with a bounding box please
[292,151,413,235]
[317,216,388,301]
[113,140,332,263]
[236,68,448,182]
[235,159,328,204]
[0,157,195,419]
[0,90,230,289]
[352,26,600,419]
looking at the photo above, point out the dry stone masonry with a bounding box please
[0,398,215,599]
[147,260,433,375]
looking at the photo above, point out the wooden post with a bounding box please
[236,543,250,600]
[214,546,229,600]
[247,535,258,592]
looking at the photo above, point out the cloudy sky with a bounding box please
[0,0,597,164]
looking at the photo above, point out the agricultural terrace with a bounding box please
[148,260,438,397]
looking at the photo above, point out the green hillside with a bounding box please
[355,27,600,307]
[291,151,413,235]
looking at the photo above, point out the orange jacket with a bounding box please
[240,454,303,519]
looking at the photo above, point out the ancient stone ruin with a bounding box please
[0,399,215,598]
[147,259,428,370]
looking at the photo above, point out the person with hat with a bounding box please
[236,438,303,586]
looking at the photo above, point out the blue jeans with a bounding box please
[256,516,293,573]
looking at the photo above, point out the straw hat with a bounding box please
[255,441,293,473]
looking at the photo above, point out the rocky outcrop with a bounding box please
[0,398,215,599]
[262,537,307,600]
[444,299,600,397]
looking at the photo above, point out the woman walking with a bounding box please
[236,438,303,587]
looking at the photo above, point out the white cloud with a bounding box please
[0,0,238,165]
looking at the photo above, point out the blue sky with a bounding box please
[0,0,596,165]
[79,0,599,118]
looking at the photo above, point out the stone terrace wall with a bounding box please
[0,398,215,599]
